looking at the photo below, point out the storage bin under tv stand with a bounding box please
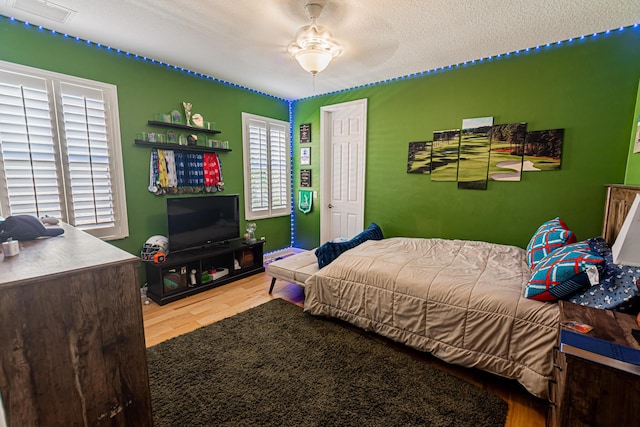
[145,239,265,305]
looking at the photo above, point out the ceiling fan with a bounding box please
[287,2,342,75]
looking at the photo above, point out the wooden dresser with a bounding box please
[549,301,640,427]
[0,223,153,426]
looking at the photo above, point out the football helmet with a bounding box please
[141,235,169,263]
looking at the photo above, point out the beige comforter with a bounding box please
[304,237,560,398]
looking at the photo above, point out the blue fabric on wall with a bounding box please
[315,223,384,269]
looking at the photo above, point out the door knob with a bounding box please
[328,204,333,208]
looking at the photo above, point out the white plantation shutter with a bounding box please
[248,118,269,213]
[58,82,115,230]
[0,70,63,218]
[0,61,128,240]
[269,124,288,211]
[242,113,290,220]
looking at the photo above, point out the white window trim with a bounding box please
[0,60,128,240]
[241,112,291,221]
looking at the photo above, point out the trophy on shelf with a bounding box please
[244,222,257,243]
[182,101,192,126]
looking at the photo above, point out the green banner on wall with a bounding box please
[298,190,313,214]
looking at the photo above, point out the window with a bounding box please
[241,112,290,220]
[0,60,128,240]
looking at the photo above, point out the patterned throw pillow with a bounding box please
[568,237,640,312]
[524,241,605,301]
[526,217,577,270]
[315,222,384,268]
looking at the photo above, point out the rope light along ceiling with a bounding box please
[287,3,341,76]
[3,15,638,100]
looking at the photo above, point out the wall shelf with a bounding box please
[134,139,231,153]
[147,120,221,135]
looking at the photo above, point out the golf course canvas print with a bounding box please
[407,141,433,174]
[404,115,564,189]
[488,122,527,181]
[458,117,494,190]
[431,129,461,181]
[523,129,564,171]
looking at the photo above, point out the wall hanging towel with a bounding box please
[148,149,223,195]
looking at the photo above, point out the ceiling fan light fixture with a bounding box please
[291,48,334,75]
[288,3,341,75]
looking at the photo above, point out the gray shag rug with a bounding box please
[147,299,508,427]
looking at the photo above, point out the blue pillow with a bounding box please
[315,222,383,268]
[525,217,577,270]
[524,241,605,301]
[568,237,640,312]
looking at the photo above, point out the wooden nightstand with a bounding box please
[548,301,640,427]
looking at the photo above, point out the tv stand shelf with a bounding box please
[145,239,265,305]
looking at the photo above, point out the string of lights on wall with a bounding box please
[288,100,296,248]
[2,14,638,251]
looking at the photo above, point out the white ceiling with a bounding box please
[2,0,640,100]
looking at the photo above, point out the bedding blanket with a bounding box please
[304,237,560,398]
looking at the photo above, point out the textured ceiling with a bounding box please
[1,0,640,100]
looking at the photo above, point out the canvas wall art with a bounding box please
[524,129,564,171]
[488,122,527,181]
[404,115,565,189]
[458,117,493,190]
[407,141,433,174]
[430,129,460,182]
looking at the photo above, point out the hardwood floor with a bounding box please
[142,272,547,427]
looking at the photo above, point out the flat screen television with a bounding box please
[166,194,240,252]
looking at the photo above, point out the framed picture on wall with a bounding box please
[301,147,311,165]
[300,123,311,143]
[300,169,312,187]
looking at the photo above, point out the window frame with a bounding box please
[241,112,291,221]
[0,60,128,240]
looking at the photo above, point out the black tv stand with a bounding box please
[145,239,265,305]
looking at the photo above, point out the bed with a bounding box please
[304,237,558,398]
[269,185,640,399]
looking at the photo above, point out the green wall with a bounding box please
[293,29,640,249]
[0,19,291,256]
[624,78,640,185]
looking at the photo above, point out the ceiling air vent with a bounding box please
[10,0,76,24]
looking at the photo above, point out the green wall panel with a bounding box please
[293,29,640,249]
[0,19,291,256]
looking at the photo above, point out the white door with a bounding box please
[320,99,367,243]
